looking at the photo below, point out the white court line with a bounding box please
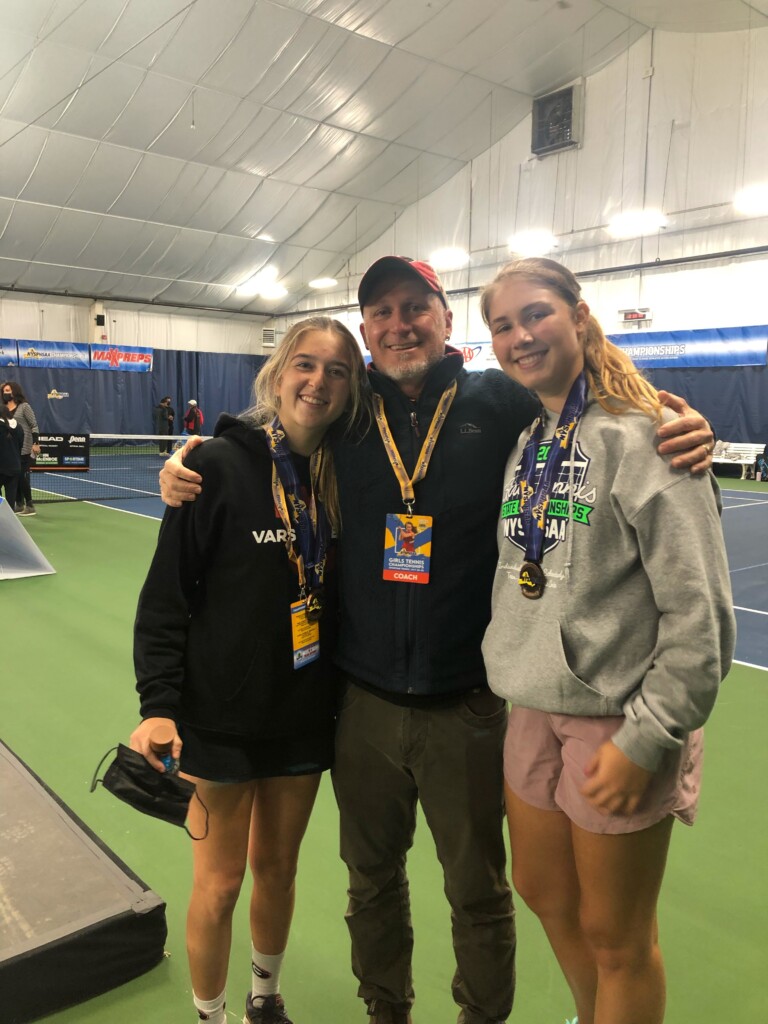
[36,474,159,497]
[722,499,768,510]
[83,500,161,520]
[729,562,768,573]
[733,659,768,672]
[733,605,768,616]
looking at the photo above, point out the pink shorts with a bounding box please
[503,706,703,835]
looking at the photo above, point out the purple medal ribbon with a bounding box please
[265,418,330,612]
[515,372,588,592]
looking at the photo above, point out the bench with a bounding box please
[712,441,765,479]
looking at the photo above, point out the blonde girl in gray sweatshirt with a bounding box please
[480,258,735,1024]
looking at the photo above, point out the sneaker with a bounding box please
[18,503,36,516]
[14,502,25,514]
[366,1000,413,1024]
[244,993,293,1024]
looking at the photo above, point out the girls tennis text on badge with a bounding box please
[383,514,433,584]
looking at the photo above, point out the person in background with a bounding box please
[131,317,369,1024]
[1,380,40,516]
[158,257,715,1024]
[756,442,768,482]
[0,402,24,511]
[153,395,175,455]
[183,398,204,435]
[480,257,735,1024]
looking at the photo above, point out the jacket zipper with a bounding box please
[406,402,420,691]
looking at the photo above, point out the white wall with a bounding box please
[3,25,768,355]
[276,26,768,348]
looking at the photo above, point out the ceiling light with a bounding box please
[734,184,768,216]
[259,282,288,301]
[607,209,666,239]
[429,247,469,270]
[236,265,279,298]
[309,277,338,289]
[256,233,274,242]
[507,229,558,257]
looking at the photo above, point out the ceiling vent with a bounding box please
[531,84,583,157]
[261,328,276,349]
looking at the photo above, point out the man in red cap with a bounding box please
[159,255,714,1024]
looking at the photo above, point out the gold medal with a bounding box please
[519,561,545,600]
[305,589,325,623]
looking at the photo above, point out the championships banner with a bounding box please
[0,339,153,372]
[17,341,90,370]
[609,326,767,368]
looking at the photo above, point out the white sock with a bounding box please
[192,988,227,1023]
[251,946,285,1001]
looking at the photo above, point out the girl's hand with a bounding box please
[129,717,182,772]
[581,740,653,816]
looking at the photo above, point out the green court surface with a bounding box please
[3,497,766,1024]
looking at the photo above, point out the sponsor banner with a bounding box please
[365,345,500,373]
[0,338,18,366]
[18,341,91,369]
[610,325,768,368]
[459,342,501,373]
[31,434,90,471]
[90,345,153,372]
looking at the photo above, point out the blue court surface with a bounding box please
[30,473,768,671]
[720,487,768,670]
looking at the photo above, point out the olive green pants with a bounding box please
[332,680,515,1024]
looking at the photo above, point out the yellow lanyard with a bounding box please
[373,381,457,513]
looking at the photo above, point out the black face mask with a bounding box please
[1,393,11,403]
[90,744,208,839]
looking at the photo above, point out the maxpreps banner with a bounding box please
[90,345,153,372]
[610,326,768,369]
[17,341,90,369]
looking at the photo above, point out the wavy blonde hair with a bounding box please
[480,258,662,420]
[245,316,370,531]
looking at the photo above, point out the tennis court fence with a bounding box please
[30,434,191,504]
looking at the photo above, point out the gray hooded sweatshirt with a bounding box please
[482,397,736,773]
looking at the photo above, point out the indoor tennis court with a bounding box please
[2,3,768,1022]
[2,477,766,1024]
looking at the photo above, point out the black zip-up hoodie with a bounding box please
[333,349,538,698]
[134,415,338,738]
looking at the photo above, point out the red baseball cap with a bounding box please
[358,256,449,311]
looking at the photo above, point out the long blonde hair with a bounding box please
[245,316,370,531]
[480,258,662,420]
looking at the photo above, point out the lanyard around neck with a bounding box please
[516,373,588,566]
[265,419,329,596]
[373,380,457,513]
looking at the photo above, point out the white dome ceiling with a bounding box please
[0,0,765,315]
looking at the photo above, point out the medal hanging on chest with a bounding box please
[373,382,456,585]
[266,419,330,667]
[515,373,587,600]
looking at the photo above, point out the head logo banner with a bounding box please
[90,346,153,372]
[610,325,768,368]
[18,341,90,369]
[461,341,501,372]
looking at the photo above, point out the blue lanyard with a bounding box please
[265,418,330,597]
[516,373,588,566]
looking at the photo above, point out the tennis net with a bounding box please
[30,434,190,504]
